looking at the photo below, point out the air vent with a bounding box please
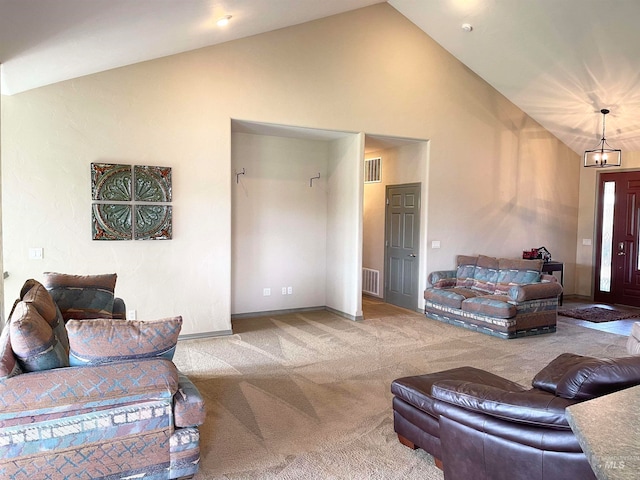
[364,157,381,183]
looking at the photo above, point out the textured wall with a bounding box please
[1,4,580,335]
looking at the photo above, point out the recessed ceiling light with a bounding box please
[461,23,473,32]
[217,15,232,27]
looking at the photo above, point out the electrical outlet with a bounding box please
[263,288,271,296]
[127,309,137,320]
[287,286,292,294]
[282,287,287,295]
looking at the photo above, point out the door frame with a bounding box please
[383,182,421,310]
[593,169,640,306]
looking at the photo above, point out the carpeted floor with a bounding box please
[172,299,628,479]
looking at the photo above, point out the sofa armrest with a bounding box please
[532,353,591,393]
[0,358,179,422]
[533,352,640,401]
[431,379,576,428]
[507,282,563,302]
[174,372,206,427]
[428,270,457,288]
[112,297,126,319]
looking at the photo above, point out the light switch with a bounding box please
[431,240,441,249]
[582,238,592,246]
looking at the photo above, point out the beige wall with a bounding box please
[231,132,331,315]
[326,134,365,320]
[0,4,580,335]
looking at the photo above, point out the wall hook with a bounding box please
[310,172,320,187]
[235,168,245,184]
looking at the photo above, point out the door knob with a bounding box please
[618,252,626,256]
[408,254,416,257]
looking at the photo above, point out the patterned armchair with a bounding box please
[0,275,204,479]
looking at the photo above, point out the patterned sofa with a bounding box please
[0,274,205,479]
[424,255,563,339]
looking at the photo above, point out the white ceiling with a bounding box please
[2,0,639,155]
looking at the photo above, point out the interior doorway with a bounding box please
[594,170,640,307]
[362,136,428,313]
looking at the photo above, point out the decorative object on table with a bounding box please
[584,108,622,168]
[559,306,640,323]
[522,246,551,262]
[91,163,172,240]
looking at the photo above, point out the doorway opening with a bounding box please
[362,135,429,312]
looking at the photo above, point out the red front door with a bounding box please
[595,171,640,307]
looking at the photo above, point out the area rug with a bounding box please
[559,306,640,323]
[173,299,627,479]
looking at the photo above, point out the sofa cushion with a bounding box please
[43,272,117,320]
[66,316,182,366]
[494,258,543,294]
[461,295,516,319]
[21,279,69,353]
[424,287,480,309]
[455,255,478,288]
[9,302,69,372]
[471,255,499,294]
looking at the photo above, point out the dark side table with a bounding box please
[541,261,564,305]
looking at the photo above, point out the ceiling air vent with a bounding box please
[364,157,381,183]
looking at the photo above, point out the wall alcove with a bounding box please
[230,119,428,321]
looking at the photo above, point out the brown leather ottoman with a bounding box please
[391,366,526,466]
[390,358,604,480]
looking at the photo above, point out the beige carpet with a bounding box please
[172,299,627,479]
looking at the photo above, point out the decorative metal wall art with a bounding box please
[91,163,173,240]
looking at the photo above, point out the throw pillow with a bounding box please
[455,255,477,288]
[10,301,69,372]
[0,316,21,380]
[21,279,70,353]
[494,258,542,294]
[66,316,182,366]
[42,272,117,320]
[470,255,500,294]
[20,279,57,322]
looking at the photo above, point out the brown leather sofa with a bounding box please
[391,352,640,480]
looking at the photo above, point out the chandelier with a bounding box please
[584,109,621,168]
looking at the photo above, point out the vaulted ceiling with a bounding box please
[2,0,639,155]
